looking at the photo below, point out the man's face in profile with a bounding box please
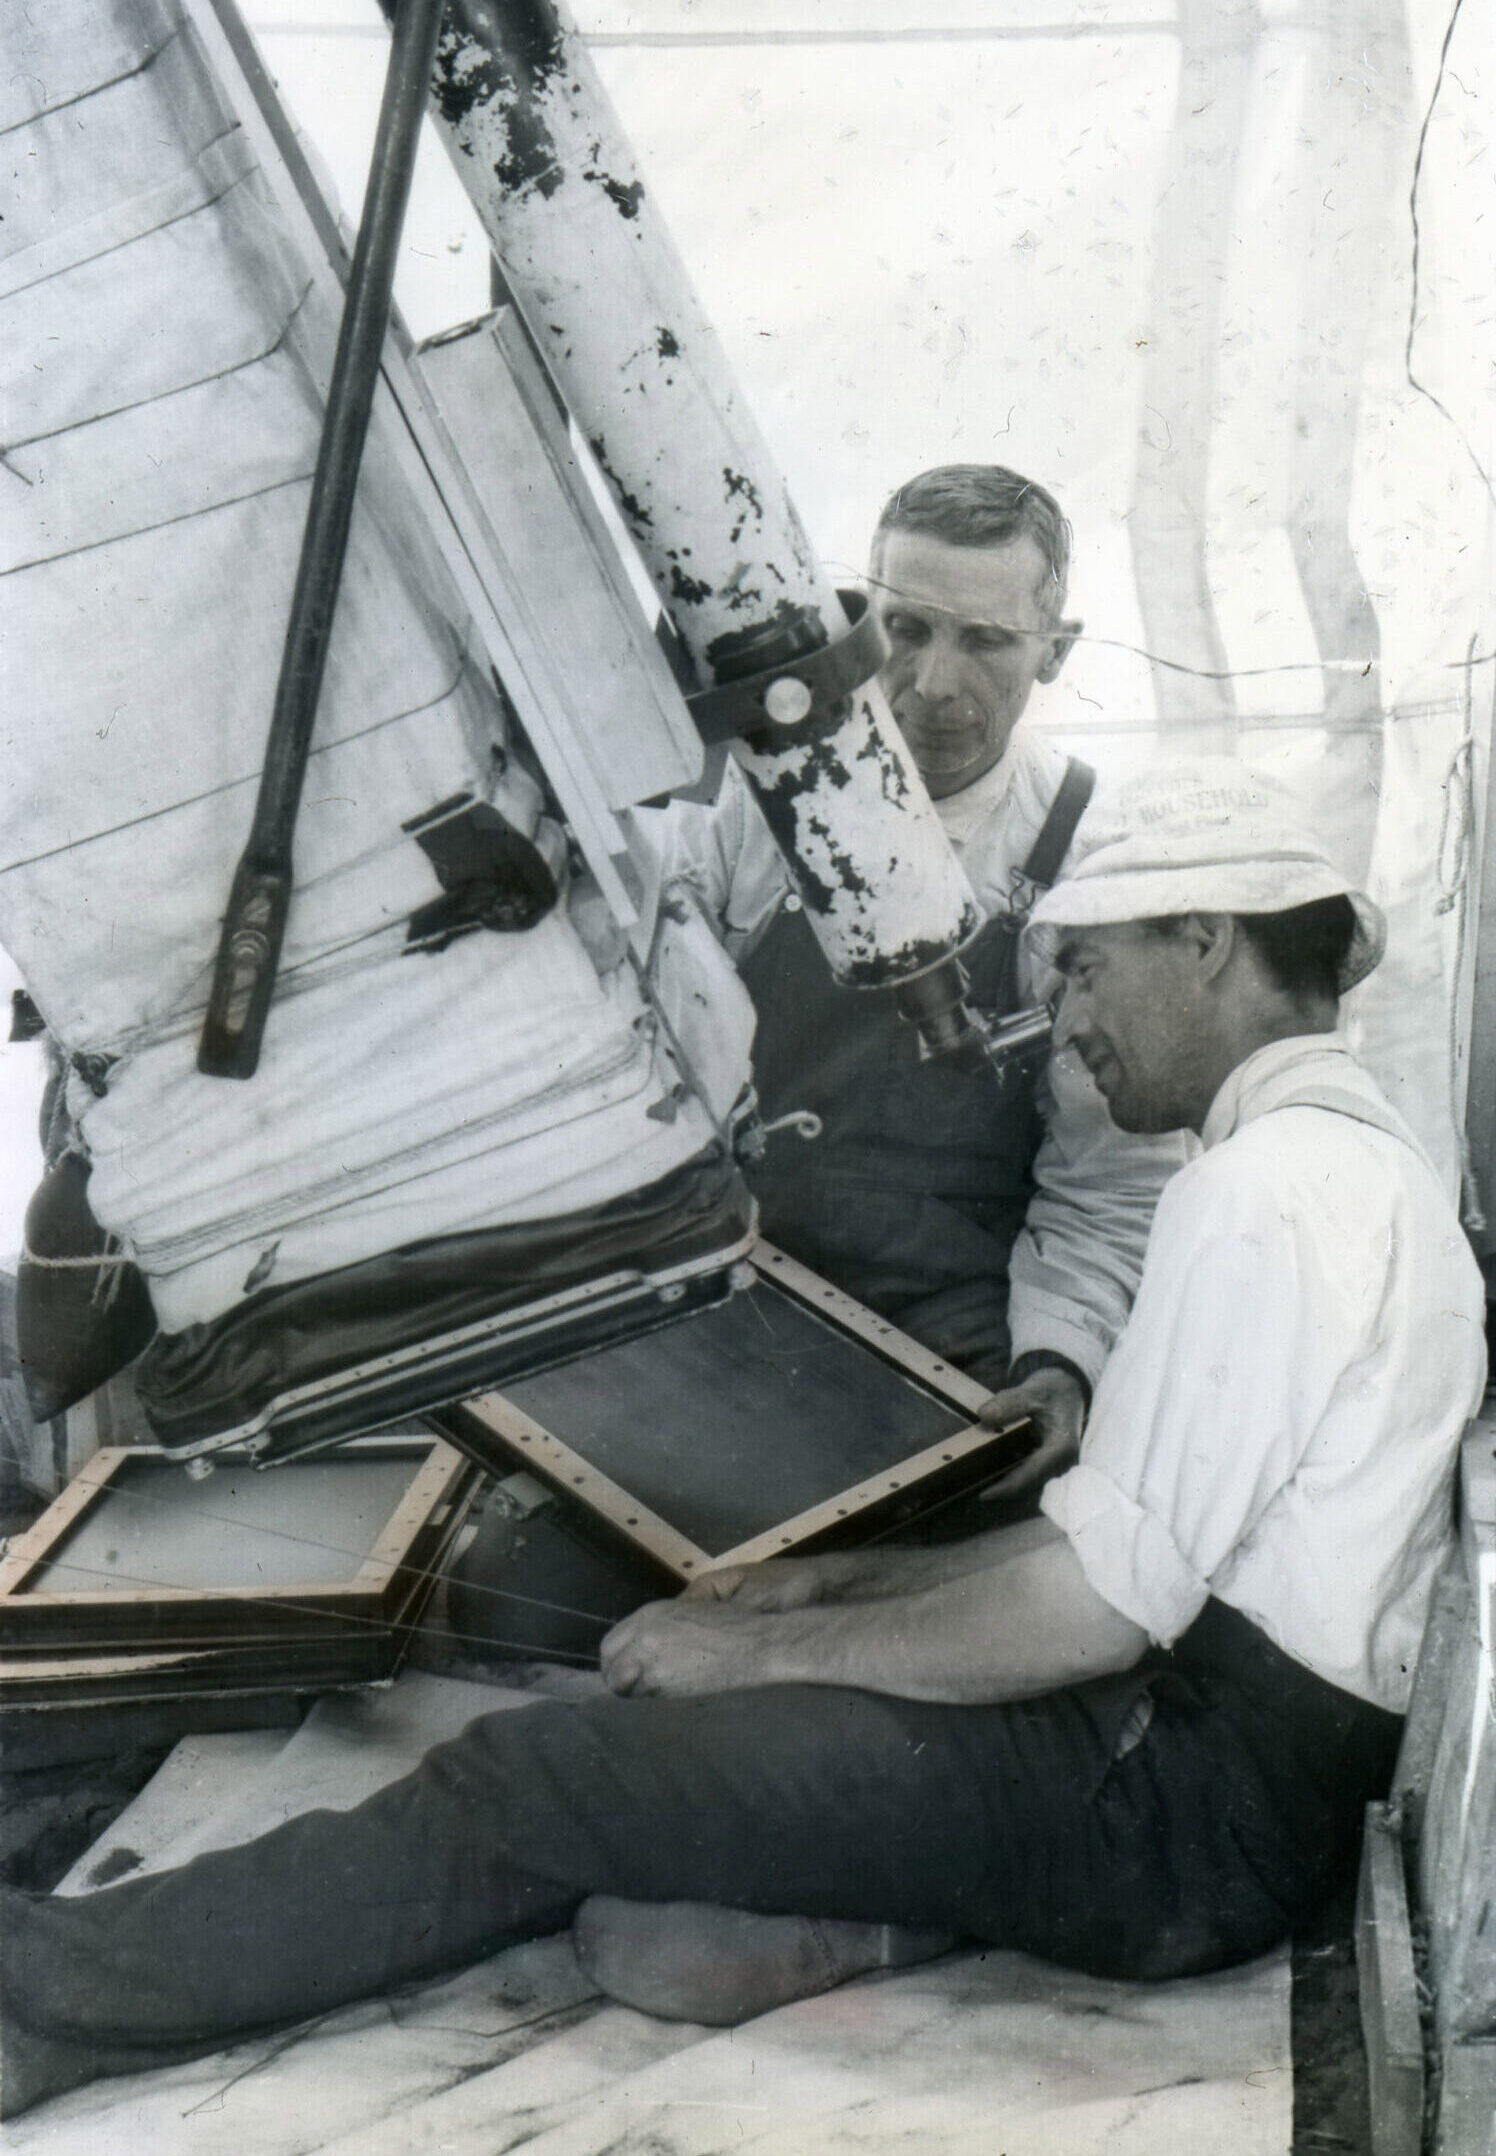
[1051,921,1211,1133]
[870,529,1074,799]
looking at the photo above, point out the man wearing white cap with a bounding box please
[2,763,1484,2110]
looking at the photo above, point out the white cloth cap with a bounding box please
[1025,758,1385,992]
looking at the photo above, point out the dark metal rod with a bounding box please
[198,0,448,1079]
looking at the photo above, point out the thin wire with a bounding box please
[3,1450,1055,1671]
[248,17,1172,44]
[3,273,316,462]
[0,646,472,880]
[178,2012,349,2118]
[7,1542,601,1665]
[5,1418,1027,1646]
[582,22,1169,46]
[844,566,1496,681]
[0,25,182,141]
[1404,0,1495,509]
[5,544,1485,910]
[24,1461,618,1630]
[11,1468,1025,1649]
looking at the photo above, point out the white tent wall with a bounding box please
[587,0,1496,1204]
[230,0,1496,1202]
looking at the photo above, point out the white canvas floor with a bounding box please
[2,1672,1291,2155]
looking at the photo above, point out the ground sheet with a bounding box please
[2,1671,1291,2155]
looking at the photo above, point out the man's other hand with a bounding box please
[601,1597,776,1697]
[976,1365,1087,1499]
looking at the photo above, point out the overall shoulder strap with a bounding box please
[1261,1083,1438,1178]
[1021,756,1096,891]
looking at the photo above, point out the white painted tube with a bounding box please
[404,0,980,985]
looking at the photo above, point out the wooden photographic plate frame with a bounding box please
[0,1433,475,1658]
[438,1243,1031,1584]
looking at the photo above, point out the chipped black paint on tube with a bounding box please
[855,714,912,806]
[737,731,868,918]
[704,601,825,686]
[382,0,975,1000]
[587,437,654,532]
[803,809,872,898]
[746,787,837,917]
[838,934,970,988]
[669,562,713,608]
[585,167,645,218]
[414,0,571,199]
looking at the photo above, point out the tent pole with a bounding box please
[197,0,449,1080]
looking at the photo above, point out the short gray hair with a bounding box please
[874,464,1072,618]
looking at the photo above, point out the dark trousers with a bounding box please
[3,1601,1399,2074]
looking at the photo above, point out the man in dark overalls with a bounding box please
[650,465,1188,1484]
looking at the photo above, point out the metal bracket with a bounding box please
[684,591,888,747]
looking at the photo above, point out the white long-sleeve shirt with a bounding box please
[633,730,1190,1386]
[1042,1036,1487,1711]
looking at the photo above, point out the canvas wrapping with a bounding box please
[0,0,755,1335]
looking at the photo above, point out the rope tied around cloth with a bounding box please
[21,1232,135,1313]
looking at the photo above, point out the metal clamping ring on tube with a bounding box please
[684,592,888,748]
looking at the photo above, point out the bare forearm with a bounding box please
[750,1546,1143,1703]
[825,1517,1062,1599]
[608,1527,1148,1705]
[695,1520,1056,1611]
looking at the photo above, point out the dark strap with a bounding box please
[403,794,557,952]
[1021,756,1095,892]
[1260,1083,1433,1174]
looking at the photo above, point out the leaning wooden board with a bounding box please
[1358,1417,1496,2156]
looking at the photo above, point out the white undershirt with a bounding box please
[1042,1036,1487,1711]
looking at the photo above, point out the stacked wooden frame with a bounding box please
[0,1435,477,1728]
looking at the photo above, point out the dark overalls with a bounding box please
[740,758,1095,1383]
